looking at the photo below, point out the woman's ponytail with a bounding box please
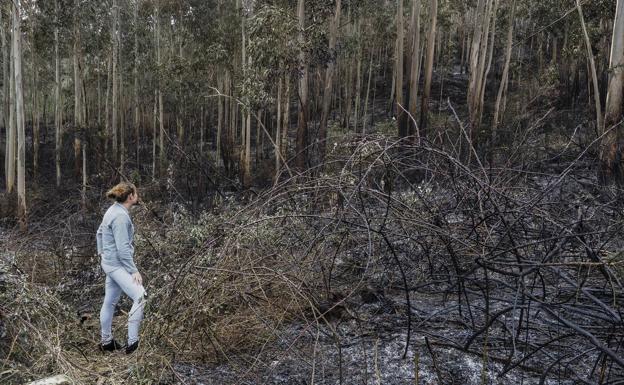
[106,182,136,203]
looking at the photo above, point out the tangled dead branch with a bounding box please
[2,127,624,384]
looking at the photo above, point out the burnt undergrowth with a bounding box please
[1,102,624,384]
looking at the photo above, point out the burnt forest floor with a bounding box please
[2,71,624,384]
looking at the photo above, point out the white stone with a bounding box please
[25,375,72,385]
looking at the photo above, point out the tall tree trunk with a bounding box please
[467,0,493,143]
[318,0,341,165]
[229,74,237,175]
[344,26,354,129]
[241,4,251,187]
[112,0,119,165]
[217,74,223,166]
[395,0,406,137]
[82,141,87,209]
[550,35,557,65]
[371,46,381,127]
[354,19,363,132]
[30,20,39,179]
[73,0,83,178]
[120,43,125,173]
[82,60,88,127]
[408,0,421,139]
[220,72,229,171]
[105,52,111,158]
[134,0,140,166]
[362,44,375,133]
[55,0,62,187]
[295,0,309,170]
[156,1,165,175]
[13,0,26,229]
[219,69,232,175]
[577,0,603,131]
[475,0,495,128]
[275,75,282,180]
[389,45,396,113]
[459,21,466,74]
[200,104,204,155]
[313,70,321,121]
[243,100,252,187]
[152,90,157,180]
[478,0,498,128]
[492,0,516,137]
[600,0,624,182]
[33,73,39,180]
[435,25,442,68]
[97,63,101,126]
[420,0,437,135]
[255,109,261,164]
[282,73,290,160]
[6,1,15,194]
[176,9,184,146]
[1,6,9,187]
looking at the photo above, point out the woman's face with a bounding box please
[128,191,140,205]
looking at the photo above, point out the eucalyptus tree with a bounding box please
[54,0,62,187]
[6,1,15,195]
[318,0,341,164]
[247,2,298,180]
[0,0,620,197]
[407,0,421,139]
[420,0,437,134]
[492,0,516,135]
[362,3,393,132]
[576,0,602,132]
[155,0,165,175]
[466,0,495,141]
[27,2,40,178]
[601,0,624,181]
[73,0,85,178]
[133,0,139,165]
[1,5,6,139]
[395,0,405,137]
[241,0,252,187]
[111,0,119,164]
[0,4,15,193]
[13,0,26,228]
[295,0,308,170]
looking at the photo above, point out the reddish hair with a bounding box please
[106,182,136,203]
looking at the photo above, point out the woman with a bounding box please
[96,182,145,354]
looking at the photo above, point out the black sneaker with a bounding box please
[100,339,122,352]
[126,340,139,355]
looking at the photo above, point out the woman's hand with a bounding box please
[132,272,143,286]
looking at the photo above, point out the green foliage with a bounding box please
[248,4,299,74]
[243,4,299,106]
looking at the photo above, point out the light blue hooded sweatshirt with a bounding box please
[96,202,138,274]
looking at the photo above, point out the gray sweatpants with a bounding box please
[100,267,146,345]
